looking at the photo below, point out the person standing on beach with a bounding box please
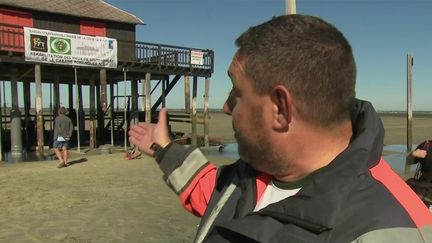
[406,140,432,205]
[407,140,432,182]
[53,107,73,168]
[129,15,432,242]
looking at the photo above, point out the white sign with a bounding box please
[24,27,117,68]
[191,50,204,65]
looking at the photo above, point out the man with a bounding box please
[406,140,432,206]
[129,15,432,242]
[407,140,432,182]
[53,106,74,168]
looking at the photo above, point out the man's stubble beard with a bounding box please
[234,107,285,174]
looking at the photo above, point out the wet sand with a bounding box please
[0,112,431,242]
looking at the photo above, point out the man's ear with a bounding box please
[271,85,292,131]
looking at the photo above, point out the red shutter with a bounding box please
[0,8,33,52]
[80,20,106,37]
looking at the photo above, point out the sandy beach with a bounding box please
[0,112,431,242]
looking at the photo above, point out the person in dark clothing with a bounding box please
[407,140,432,181]
[406,140,432,205]
[53,107,74,168]
[129,15,432,242]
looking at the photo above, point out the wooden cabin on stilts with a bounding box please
[0,0,214,161]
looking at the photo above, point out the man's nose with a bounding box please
[223,101,232,115]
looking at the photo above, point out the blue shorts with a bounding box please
[53,140,69,149]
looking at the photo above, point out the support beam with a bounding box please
[53,76,60,114]
[68,83,73,112]
[100,69,107,113]
[23,81,33,151]
[109,81,114,145]
[74,67,81,153]
[89,79,96,148]
[35,64,44,153]
[162,78,166,108]
[204,77,210,147]
[123,69,128,150]
[145,73,151,123]
[191,76,198,146]
[0,81,3,161]
[131,78,139,125]
[184,75,190,114]
[10,74,22,158]
[78,81,84,146]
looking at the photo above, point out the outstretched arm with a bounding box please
[128,108,218,216]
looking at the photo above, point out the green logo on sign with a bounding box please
[50,37,71,55]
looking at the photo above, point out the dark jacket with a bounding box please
[157,100,432,243]
[53,114,73,141]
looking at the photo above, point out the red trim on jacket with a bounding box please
[256,173,272,203]
[179,163,217,217]
[370,158,432,228]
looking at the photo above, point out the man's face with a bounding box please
[223,54,278,171]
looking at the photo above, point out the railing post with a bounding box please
[158,45,161,68]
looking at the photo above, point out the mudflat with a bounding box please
[0,112,431,242]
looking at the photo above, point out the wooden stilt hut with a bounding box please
[0,0,214,160]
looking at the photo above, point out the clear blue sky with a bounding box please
[104,0,432,111]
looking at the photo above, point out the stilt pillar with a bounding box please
[204,77,210,146]
[191,76,198,146]
[89,79,96,148]
[35,64,44,154]
[10,74,22,158]
[144,73,151,123]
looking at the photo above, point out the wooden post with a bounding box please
[54,76,60,113]
[141,78,145,120]
[145,73,151,123]
[110,81,114,145]
[100,69,107,113]
[35,64,44,153]
[74,67,81,153]
[78,81,84,146]
[2,81,6,127]
[123,68,128,151]
[204,77,210,147]
[191,76,198,146]
[131,78,138,124]
[10,73,22,159]
[89,79,96,148]
[0,80,3,161]
[286,0,296,14]
[23,80,31,150]
[184,75,190,114]
[405,54,414,176]
[162,79,166,108]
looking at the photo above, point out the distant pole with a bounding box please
[405,54,413,176]
[204,77,210,147]
[285,0,296,14]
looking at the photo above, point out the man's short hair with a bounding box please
[235,14,356,127]
[58,107,66,115]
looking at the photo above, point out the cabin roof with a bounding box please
[0,0,144,25]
